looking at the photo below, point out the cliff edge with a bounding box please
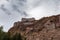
[8,14,60,40]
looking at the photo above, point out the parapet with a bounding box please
[21,18,35,22]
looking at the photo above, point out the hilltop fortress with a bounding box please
[8,14,60,40]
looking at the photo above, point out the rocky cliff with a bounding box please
[8,14,60,40]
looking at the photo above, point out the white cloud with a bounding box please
[0,0,8,5]
[27,0,60,19]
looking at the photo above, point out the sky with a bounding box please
[0,0,60,32]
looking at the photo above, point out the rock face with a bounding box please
[8,14,60,40]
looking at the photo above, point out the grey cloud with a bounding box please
[1,4,11,15]
[0,0,60,32]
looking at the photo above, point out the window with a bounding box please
[50,20,53,23]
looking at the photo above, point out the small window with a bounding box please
[50,20,53,23]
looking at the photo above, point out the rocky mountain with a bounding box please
[8,14,60,40]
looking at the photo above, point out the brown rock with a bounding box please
[8,14,60,40]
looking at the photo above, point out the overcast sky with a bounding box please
[0,0,60,32]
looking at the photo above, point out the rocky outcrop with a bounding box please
[8,14,60,40]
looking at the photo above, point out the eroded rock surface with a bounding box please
[8,14,60,40]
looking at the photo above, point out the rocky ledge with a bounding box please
[8,14,60,40]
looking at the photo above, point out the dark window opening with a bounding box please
[50,20,53,23]
[47,24,50,25]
